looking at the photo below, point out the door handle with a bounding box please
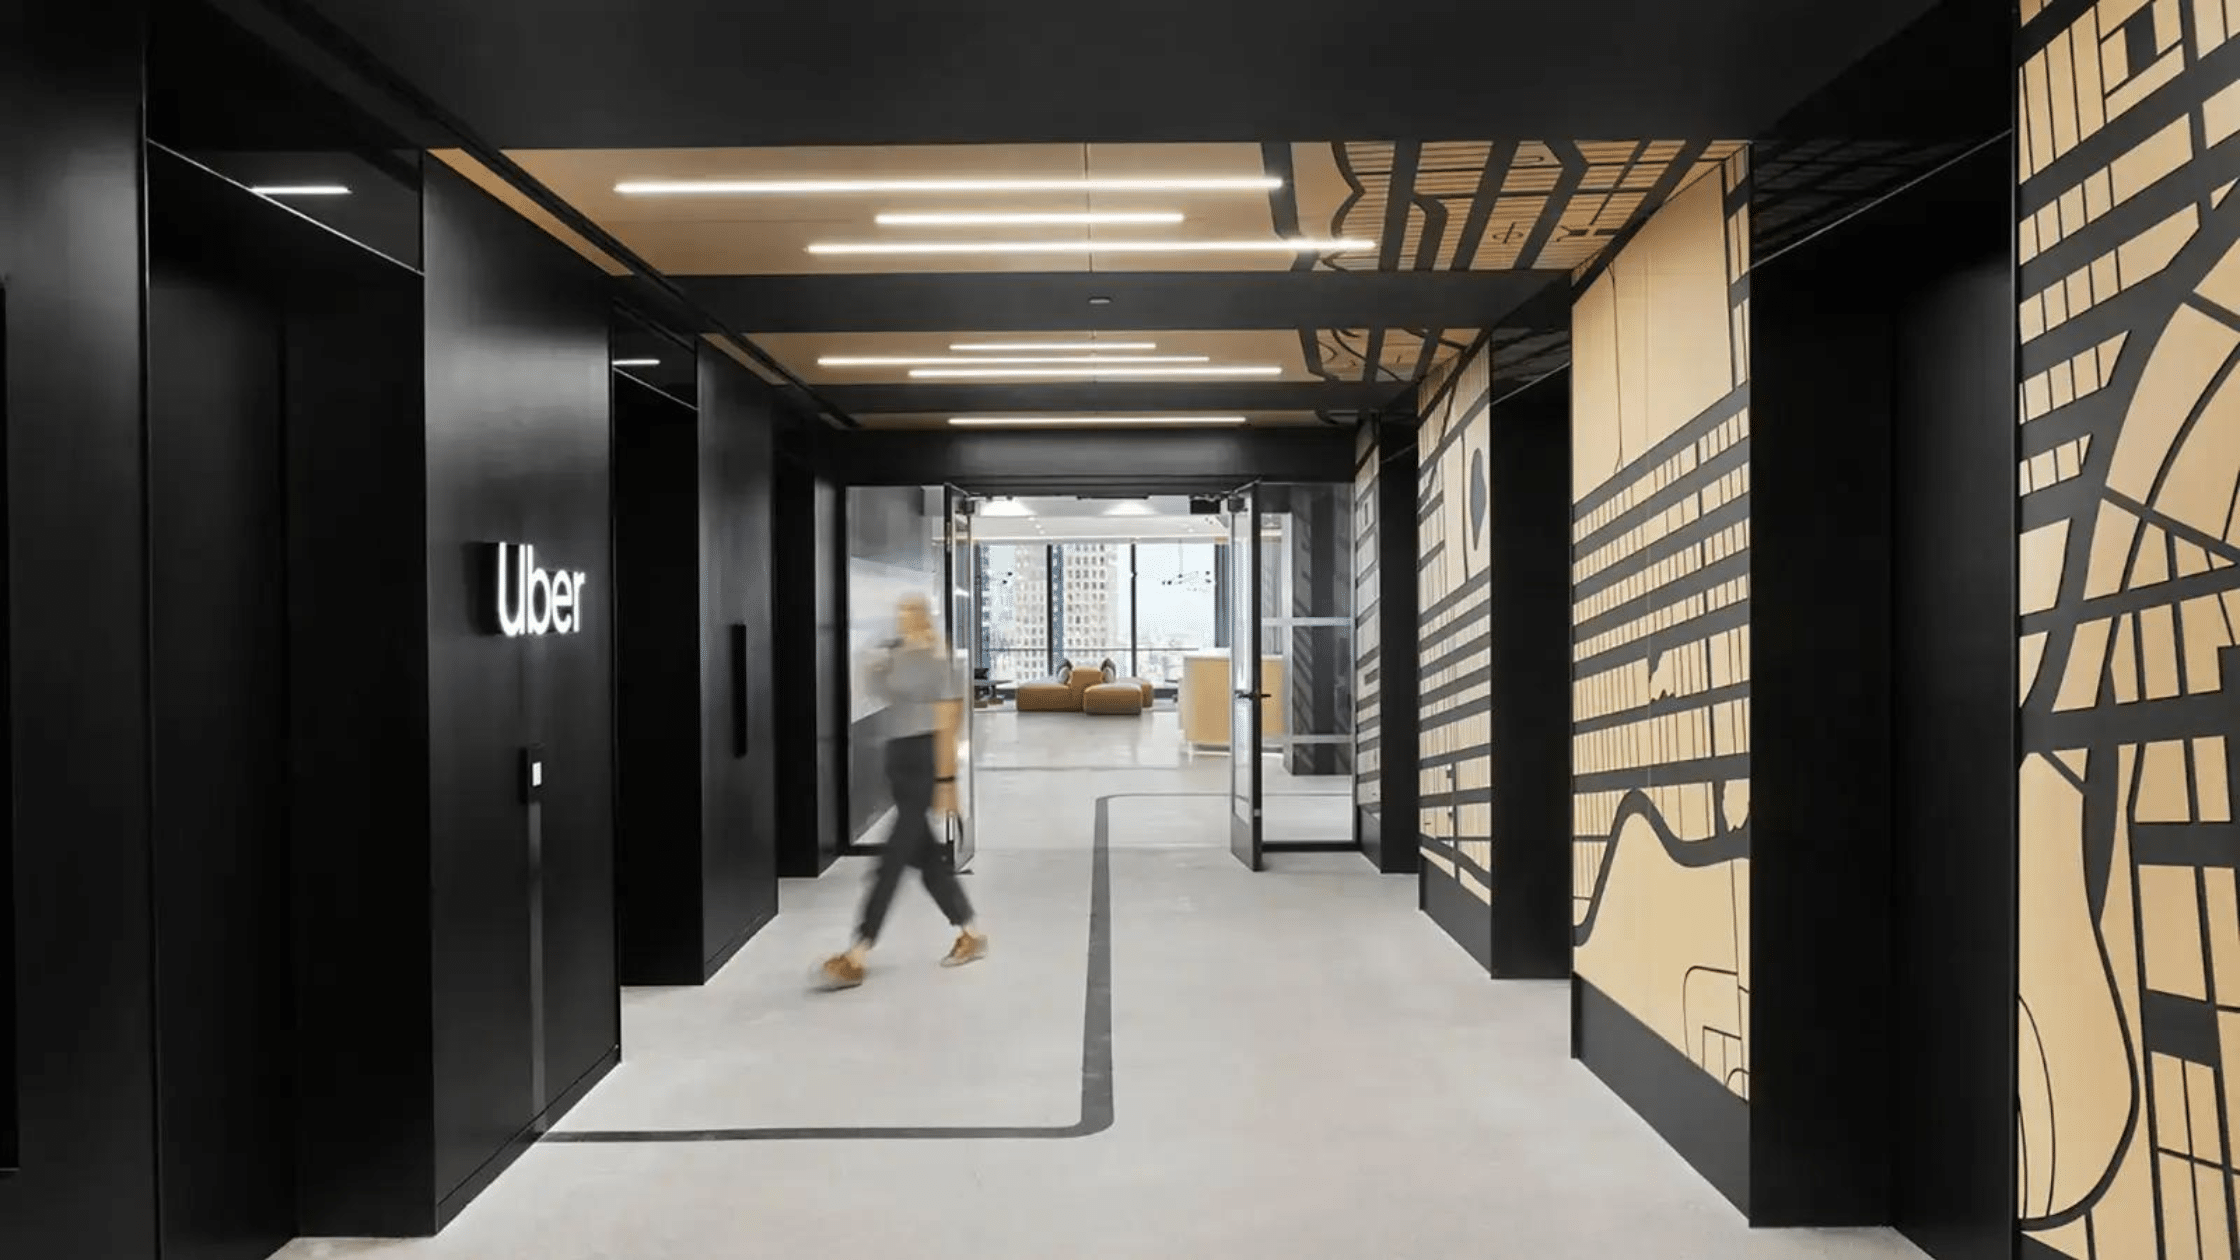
[1234,689,1265,700]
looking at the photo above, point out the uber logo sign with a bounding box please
[492,543,588,637]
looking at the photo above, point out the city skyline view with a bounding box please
[978,537,1221,684]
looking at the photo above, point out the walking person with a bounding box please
[820,594,987,989]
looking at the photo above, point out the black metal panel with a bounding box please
[0,5,159,1256]
[147,257,297,1260]
[1887,161,2016,1260]
[1750,211,1898,1230]
[294,0,1940,147]
[1485,377,1572,979]
[774,429,841,877]
[829,427,1354,491]
[280,252,434,1236]
[681,270,1564,337]
[1423,867,1494,972]
[697,352,780,971]
[613,374,706,984]
[421,159,618,1212]
[1575,977,1751,1214]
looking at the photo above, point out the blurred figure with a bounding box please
[820,594,987,989]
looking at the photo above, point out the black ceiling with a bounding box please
[287,0,1948,149]
[678,270,1568,336]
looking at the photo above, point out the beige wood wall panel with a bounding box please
[1355,427,1384,811]
[1570,154,1753,1101]
[1417,336,1497,902]
[2018,2,2240,1255]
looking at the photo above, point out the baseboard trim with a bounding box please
[1422,862,1494,973]
[433,1044,620,1231]
[1573,977,1750,1216]
[701,907,777,982]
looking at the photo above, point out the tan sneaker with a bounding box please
[818,954,867,989]
[941,930,989,968]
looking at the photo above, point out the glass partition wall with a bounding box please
[1256,484,1357,850]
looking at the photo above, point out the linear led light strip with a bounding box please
[878,212,1183,226]
[948,416,1249,427]
[809,238,1371,256]
[819,354,1207,367]
[616,177,1281,195]
[911,365,1281,379]
[952,341,1158,352]
[250,184,351,196]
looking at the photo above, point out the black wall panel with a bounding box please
[147,259,296,1260]
[1887,161,2015,1260]
[0,5,160,1257]
[1486,377,1572,978]
[614,375,707,982]
[698,353,779,963]
[774,428,841,878]
[422,160,617,1215]
[612,358,781,982]
[1752,243,1897,1227]
[1745,143,2012,1239]
[282,264,434,1237]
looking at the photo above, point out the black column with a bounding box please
[1485,378,1572,978]
[0,5,160,1257]
[775,424,841,878]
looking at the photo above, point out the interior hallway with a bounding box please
[276,716,1923,1260]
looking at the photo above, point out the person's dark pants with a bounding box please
[858,732,974,943]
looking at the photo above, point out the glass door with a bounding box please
[1228,486,1263,871]
[943,489,978,872]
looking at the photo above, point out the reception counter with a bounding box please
[1179,650,1285,749]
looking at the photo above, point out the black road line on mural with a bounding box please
[1410,327,1447,381]
[1449,140,1519,272]
[1571,388,1753,524]
[1572,140,1713,296]
[1516,143,1587,271]
[1572,502,1752,605]
[1378,141,1421,275]
[1264,141,1330,383]
[1574,438,1753,556]
[1572,682,1752,739]
[1572,552,1751,645]
[1572,604,1753,681]
[1572,792,1754,945]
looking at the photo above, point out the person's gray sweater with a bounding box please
[865,642,957,737]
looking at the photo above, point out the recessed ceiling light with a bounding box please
[951,341,1157,352]
[912,366,1281,379]
[820,354,1208,367]
[807,238,1373,256]
[1088,296,1114,306]
[250,184,351,196]
[616,177,1281,195]
[612,358,661,367]
[947,416,1250,427]
[877,211,1185,226]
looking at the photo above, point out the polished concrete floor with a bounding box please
[277,713,1924,1259]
